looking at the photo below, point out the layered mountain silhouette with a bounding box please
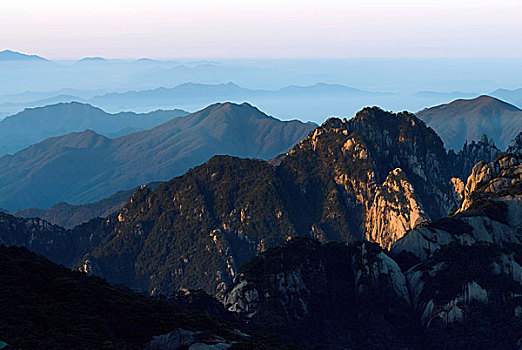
[0,102,315,210]
[0,102,188,155]
[1,106,521,349]
[417,95,522,151]
[0,81,390,117]
[89,82,388,110]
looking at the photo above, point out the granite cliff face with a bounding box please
[387,152,522,348]
[404,243,522,329]
[391,154,522,262]
[280,108,461,247]
[221,236,522,349]
[458,153,522,213]
[365,168,429,249]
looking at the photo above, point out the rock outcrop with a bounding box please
[405,243,522,327]
[391,153,522,262]
[221,234,522,348]
[450,134,501,180]
[507,131,522,154]
[458,153,522,213]
[384,152,522,348]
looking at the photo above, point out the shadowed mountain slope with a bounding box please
[0,244,292,350]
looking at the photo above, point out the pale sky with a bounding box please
[1,0,521,59]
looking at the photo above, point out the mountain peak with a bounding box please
[200,101,263,115]
[417,95,522,151]
[78,57,106,62]
[12,102,104,117]
[443,95,521,112]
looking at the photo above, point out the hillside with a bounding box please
[0,102,315,210]
[0,245,290,349]
[0,102,188,155]
[417,95,522,151]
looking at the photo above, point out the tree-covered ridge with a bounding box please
[89,156,295,294]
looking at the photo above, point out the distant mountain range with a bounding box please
[0,49,48,62]
[414,90,478,99]
[0,81,392,118]
[0,102,188,155]
[0,102,315,210]
[417,95,522,151]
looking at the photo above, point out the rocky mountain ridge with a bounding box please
[50,107,505,295]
